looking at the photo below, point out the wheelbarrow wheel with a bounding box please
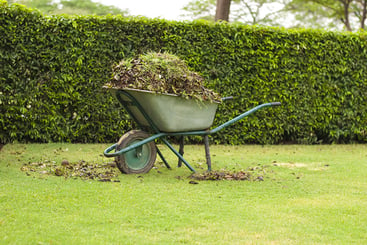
[115,130,157,174]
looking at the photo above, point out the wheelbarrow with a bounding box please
[104,88,281,174]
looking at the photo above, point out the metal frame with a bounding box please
[104,89,280,172]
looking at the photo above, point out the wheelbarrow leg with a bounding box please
[156,146,171,169]
[204,135,212,172]
[178,136,184,167]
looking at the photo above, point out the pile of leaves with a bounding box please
[20,160,120,182]
[105,52,221,102]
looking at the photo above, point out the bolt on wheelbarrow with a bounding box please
[103,88,281,174]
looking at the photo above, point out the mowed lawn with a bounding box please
[1,143,366,244]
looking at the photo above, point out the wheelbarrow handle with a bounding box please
[221,96,234,101]
[210,102,281,134]
[271,102,281,106]
[221,98,281,107]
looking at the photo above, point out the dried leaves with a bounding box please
[20,160,120,182]
[105,52,221,102]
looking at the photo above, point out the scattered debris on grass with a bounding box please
[189,165,270,182]
[105,52,221,102]
[20,160,120,182]
[20,159,275,183]
[189,180,199,184]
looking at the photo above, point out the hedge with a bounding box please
[1,1,367,144]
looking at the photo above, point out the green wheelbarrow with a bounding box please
[104,88,281,174]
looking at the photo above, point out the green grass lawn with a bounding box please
[1,143,366,244]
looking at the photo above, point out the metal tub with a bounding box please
[110,88,219,132]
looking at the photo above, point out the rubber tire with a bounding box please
[115,130,157,174]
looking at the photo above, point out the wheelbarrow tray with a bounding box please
[109,88,219,132]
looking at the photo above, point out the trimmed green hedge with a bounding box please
[1,2,367,144]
